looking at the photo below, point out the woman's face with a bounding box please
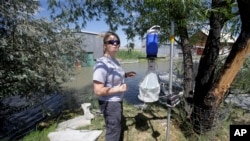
[104,35,120,56]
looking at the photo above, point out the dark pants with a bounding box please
[99,100,123,141]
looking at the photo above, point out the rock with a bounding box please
[81,103,95,120]
[225,94,250,110]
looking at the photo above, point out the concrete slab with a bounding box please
[56,116,91,131]
[48,128,102,141]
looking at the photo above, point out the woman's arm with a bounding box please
[93,80,127,96]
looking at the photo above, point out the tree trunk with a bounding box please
[191,0,228,133]
[179,25,194,116]
[191,0,250,134]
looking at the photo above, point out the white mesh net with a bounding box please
[138,71,160,102]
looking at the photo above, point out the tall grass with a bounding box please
[21,123,57,141]
[116,49,146,60]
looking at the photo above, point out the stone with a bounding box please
[48,128,102,141]
[81,103,95,120]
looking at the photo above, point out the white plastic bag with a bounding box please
[138,71,160,102]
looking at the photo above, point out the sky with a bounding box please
[37,0,141,48]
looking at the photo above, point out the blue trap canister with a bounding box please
[146,26,159,58]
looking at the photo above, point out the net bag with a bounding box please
[138,71,160,102]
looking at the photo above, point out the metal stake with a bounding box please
[167,21,174,141]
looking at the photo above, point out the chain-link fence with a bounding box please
[191,104,230,139]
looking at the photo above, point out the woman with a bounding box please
[93,31,136,141]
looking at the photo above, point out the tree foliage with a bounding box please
[0,0,85,100]
[48,0,206,41]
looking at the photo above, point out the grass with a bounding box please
[79,101,188,141]
[21,123,57,141]
[116,49,146,60]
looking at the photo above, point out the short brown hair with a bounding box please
[103,31,120,44]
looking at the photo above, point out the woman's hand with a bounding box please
[125,71,136,78]
[118,83,127,92]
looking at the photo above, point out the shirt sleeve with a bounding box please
[93,61,108,84]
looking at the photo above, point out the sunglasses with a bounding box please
[104,40,120,45]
